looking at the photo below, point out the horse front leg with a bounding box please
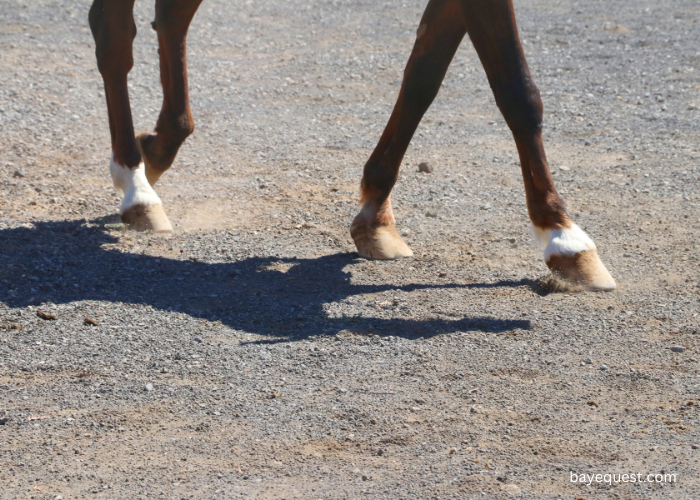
[462,0,615,290]
[89,0,171,232]
[351,0,467,259]
[136,0,203,187]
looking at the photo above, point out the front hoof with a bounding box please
[351,224,413,260]
[546,250,616,291]
[121,204,173,233]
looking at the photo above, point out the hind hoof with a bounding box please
[546,250,616,291]
[121,204,173,233]
[351,224,413,260]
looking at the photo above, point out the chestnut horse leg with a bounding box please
[137,0,203,187]
[89,0,171,232]
[353,0,614,290]
[351,0,467,259]
[461,0,614,290]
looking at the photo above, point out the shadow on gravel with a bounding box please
[0,220,530,339]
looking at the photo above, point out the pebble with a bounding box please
[418,162,433,173]
[599,364,608,371]
[146,383,154,392]
[669,346,685,353]
[426,211,438,218]
[13,169,26,178]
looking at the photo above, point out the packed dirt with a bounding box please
[1,0,699,498]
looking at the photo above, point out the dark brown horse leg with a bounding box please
[462,0,614,290]
[89,0,171,232]
[351,0,467,259]
[136,0,203,187]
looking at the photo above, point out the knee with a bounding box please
[490,76,543,136]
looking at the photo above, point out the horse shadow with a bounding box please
[0,219,531,340]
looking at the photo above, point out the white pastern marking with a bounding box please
[110,155,162,215]
[531,223,596,260]
[530,224,551,248]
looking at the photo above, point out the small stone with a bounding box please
[559,166,570,171]
[36,310,57,321]
[13,169,26,178]
[426,211,438,218]
[0,417,9,425]
[599,364,608,371]
[377,448,384,456]
[449,448,457,455]
[362,475,370,481]
[84,317,99,326]
[669,346,685,353]
[480,204,491,210]
[146,383,154,392]
[418,162,433,173]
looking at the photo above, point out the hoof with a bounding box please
[121,204,173,233]
[351,224,413,260]
[136,133,165,187]
[546,250,616,291]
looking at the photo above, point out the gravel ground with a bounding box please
[1,0,699,498]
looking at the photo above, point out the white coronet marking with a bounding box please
[110,155,162,215]
[531,223,596,260]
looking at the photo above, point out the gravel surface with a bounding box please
[1,0,699,498]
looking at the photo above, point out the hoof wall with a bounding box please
[546,250,616,291]
[351,224,413,260]
[121,204,173,233]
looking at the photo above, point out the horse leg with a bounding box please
[89,0,171,232]
[136,0,203,187]
[462,0,615,290]
[351,0,467,259]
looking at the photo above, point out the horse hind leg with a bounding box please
[89,0,172,233]
[136,0,203,187]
